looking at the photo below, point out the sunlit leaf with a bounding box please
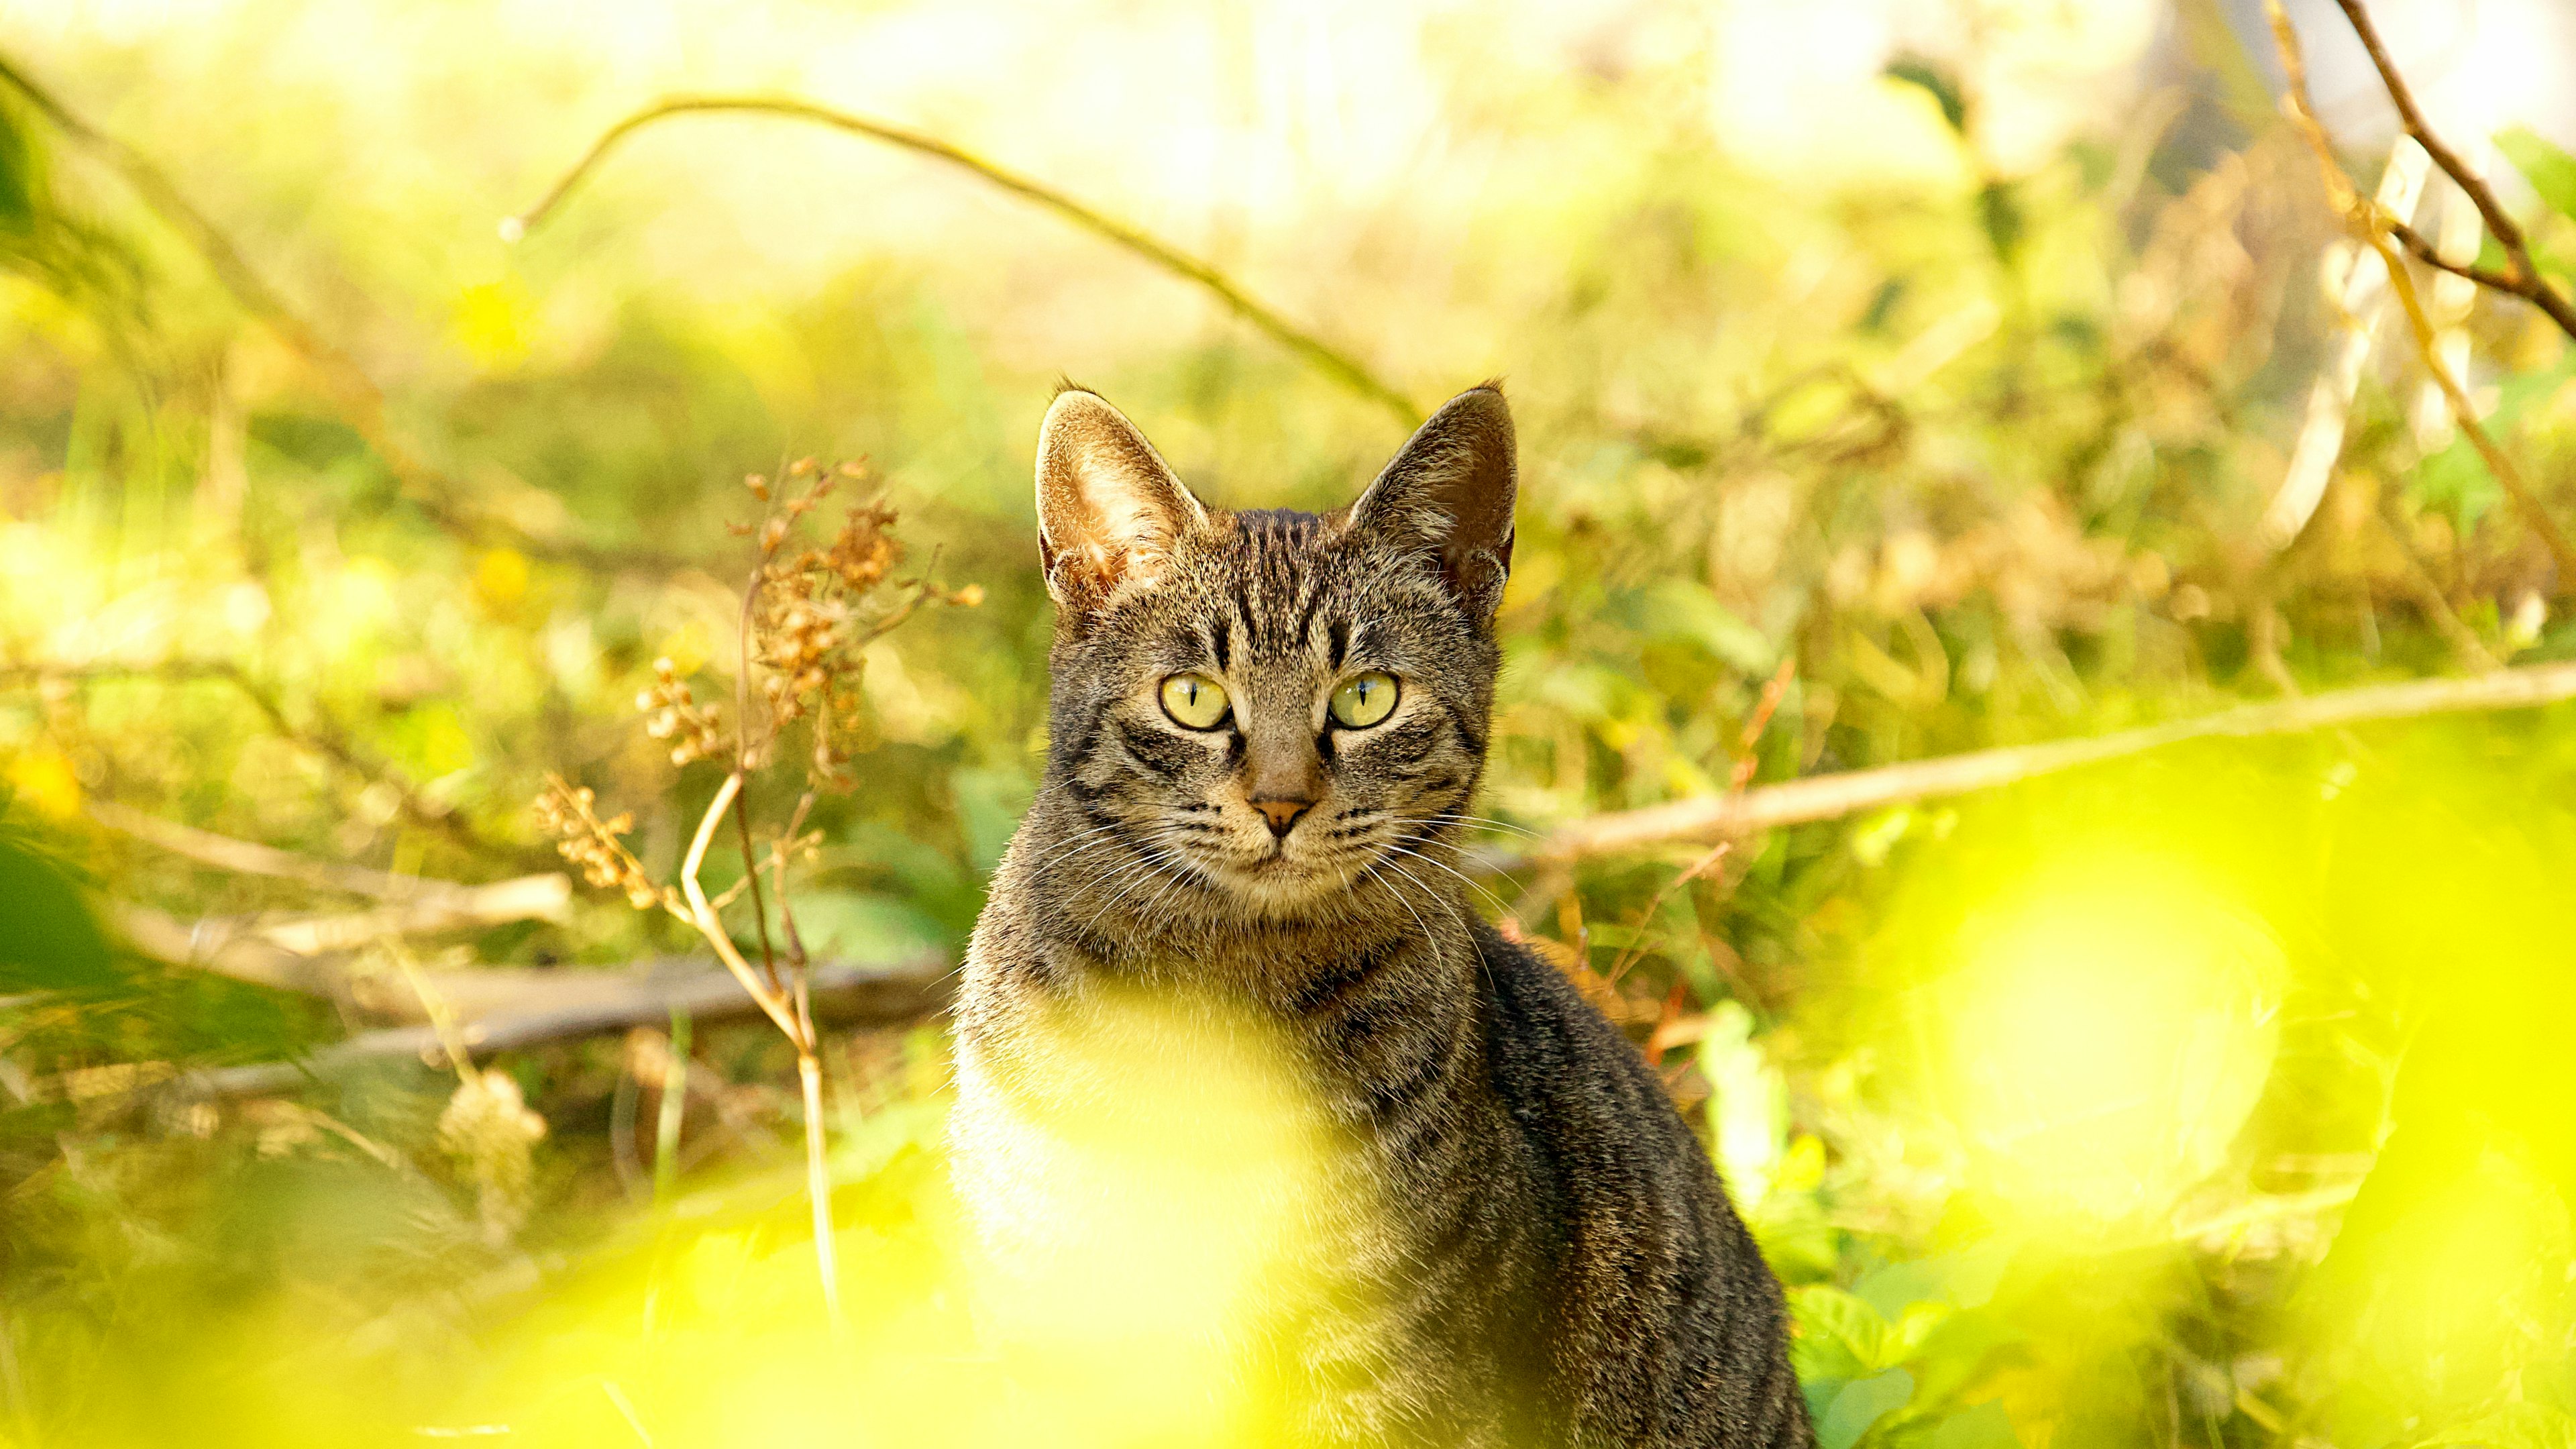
[1929,1401,2023,1449]
[0,828,115,994]
[2498,125,2576,225]
[1819,1366,1915,1449]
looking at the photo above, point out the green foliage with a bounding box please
[2499,126,2576,227]
[0,820,113,994]
[0,3,2574,1444]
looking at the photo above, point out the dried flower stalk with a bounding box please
[538,458,975,1318]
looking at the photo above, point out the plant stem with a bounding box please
[798,1049,843,1324]
[677,769,842,1318]
[653,1005,690,1202]
[506,95,1422,427]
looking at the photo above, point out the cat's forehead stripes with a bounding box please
[1189,507,1350,665]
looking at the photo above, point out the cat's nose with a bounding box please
[1251,796,1314,838]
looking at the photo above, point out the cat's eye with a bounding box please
[1159,672,1231,730]
[1328,672,1399,729]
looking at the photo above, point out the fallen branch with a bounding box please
[89,800,559,912]
[106,891,642,1023]
[110,901,347,996]
[506,95,1423,427]
[175,955,949,1100]
[253,876,570,954]
[1530,661,2576,861]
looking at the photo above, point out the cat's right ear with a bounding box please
[1034,390,1207,619]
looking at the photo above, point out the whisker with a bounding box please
[1373,853,1497,999]
[1075,825,1197,940]
[1379,841,1515,919]
[1381,812,1540,841]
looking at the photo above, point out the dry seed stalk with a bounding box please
[537,458,975,1320]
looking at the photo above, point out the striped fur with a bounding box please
[951,386,1809,1446]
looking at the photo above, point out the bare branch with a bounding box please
[107,884,566,998]
[2386,217,2528,297]
[2322,0,2576,343]
[251,877,571,955]
[506,96,1423,427]
[172,955,948,1100]
[107,902,345,996]
[1528,661,2576,862]
[2267,2,2576,589]
[87,799,545,904]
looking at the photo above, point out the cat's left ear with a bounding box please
[1346,384,1516,619]
[1035,389,1208,620]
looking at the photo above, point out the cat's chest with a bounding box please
[948,985,1385,1334]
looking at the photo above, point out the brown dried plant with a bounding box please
[537,458,974,1317]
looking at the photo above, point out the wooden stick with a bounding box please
[1532,661,2576,862]
[90,800,563,910]
[172,956,947,1100]
[505,95,1423,427]
[252,876,571,955]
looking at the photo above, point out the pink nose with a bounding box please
[1252,797,1313,838]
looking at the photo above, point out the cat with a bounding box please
[949,383,1809,1448]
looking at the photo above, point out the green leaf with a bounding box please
[1929,1401,2024,1449]
[1884,58,1967,134]
[1792,1285,1892,1373]
[0,103,35,239]
[949,765,1034,874]
[0,829,115,994]
[1634,579,1776,674]
[1908,1309,2029,1406]
[1854,1240,2016,1318]
[788,890,948,963]
[2412,435,2504,531]
[1820,1367,1915,1449]
[1976,182,2023,263]
[2498,125,2576,224]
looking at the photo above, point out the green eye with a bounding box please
[1159,672,1231,730]
[1329,672,1399,729]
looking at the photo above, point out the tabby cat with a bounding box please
[950,384,1809,1447]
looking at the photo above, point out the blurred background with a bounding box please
[3,0,2575,1444]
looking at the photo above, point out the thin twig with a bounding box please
[89,802,569,947]
[505,96,1423,427]
[2267,1,2576,589]
[733,544,784,994]
[2325,0,2576,343]
[674,769,841,1321]
[2373,490,2500,672]
[1597,657,1796,985]
[2386,218,2528,298]
[678,771,802,1043]
[1530,659,2576,861]
[164,955,947,1100]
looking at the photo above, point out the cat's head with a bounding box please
[1031,384,1514,922]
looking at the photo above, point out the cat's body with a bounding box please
[951,387,1808,1447]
